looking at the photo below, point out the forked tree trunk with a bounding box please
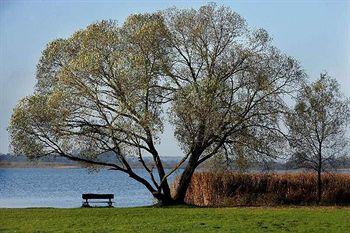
[152,151,201,205]
[152,165,197,205]
[148,143,172,199]
[153,193,177,206]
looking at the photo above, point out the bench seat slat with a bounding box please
[82,193,114,199]
[85,201,115,203]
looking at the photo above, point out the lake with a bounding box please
[1,168,349,208]
[0,168,181,208]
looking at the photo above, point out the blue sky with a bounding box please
[0,0,349,155]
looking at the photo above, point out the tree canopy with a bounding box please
[286,74,350,202]
[9,3,305,204]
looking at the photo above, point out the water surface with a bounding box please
[0,168,166,208]
[1,167,349,208]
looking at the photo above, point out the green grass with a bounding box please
[1,207,349,233]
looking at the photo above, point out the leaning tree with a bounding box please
[286,73,350,203]
[9,3,304,205]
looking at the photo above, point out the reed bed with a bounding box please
[172,172,350,206]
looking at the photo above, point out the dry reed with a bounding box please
[172,172,350,206]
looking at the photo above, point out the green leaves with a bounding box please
[10,12,170,160]
[8,3,317,202]
[9,3,307,182]
[287,74,350,171]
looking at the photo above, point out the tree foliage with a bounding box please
[9,3,305,204]
[286,73,350,202]
[287,74,350,170]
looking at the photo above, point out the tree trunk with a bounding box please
[148,143,172,198]
[317,169,322,204]
[173,150,201,203]
[173,165,196,203]
[316,150,323,204]
[153,193,177,206]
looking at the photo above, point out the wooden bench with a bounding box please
[82,193,114,207]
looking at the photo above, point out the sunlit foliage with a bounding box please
[9,3,305,204]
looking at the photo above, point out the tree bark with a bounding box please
[173,166,196,203]
[316,148,323,204]
[153,193,177,206]
[173,150,201,203]
[147,139,172,198]
[315,136,324,204]
[317,168,322,204]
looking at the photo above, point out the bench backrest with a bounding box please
[82,193,114,199]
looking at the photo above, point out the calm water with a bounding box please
[1,168,349,208]
[0,168,180,208]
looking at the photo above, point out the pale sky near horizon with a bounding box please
[0,0,349,156]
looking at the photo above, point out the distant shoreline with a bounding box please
[0,154,184,169]
[1,162,350,173]
[0,161,182,169]
[0,162,80,169]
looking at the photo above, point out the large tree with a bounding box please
[9,4,304,205]
[286,73,350,203]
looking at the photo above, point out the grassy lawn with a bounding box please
[0,207,349,233]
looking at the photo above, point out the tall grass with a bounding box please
[172,172,350,206]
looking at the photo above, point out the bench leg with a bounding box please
[82,199,90,207]
[108,199,113,207]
